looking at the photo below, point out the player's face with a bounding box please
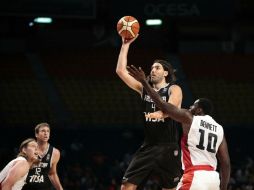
[24,141,39,162]
[36,126,50,142]
[150,63,168,84]
[189,99,201,115]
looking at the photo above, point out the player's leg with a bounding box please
[193,171,220,190]
[177,170,220,190]
[155,144,182,190]
[121,145,155,190]
[175,172,194,190]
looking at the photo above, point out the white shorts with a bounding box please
[176,170,220,190]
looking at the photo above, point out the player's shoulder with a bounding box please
[169,84,182,92]
[168,84,182,97]
[51,147,61,164]
[14,157,28,165]
[52,147,60,156]
[194,115,224,131]
[14,157,30,170]
[15,156,27,161]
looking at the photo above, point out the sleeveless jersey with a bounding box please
[142,83,181,144]
[181,115,224,170]
[22,145,53,190]
[0,157,28,190]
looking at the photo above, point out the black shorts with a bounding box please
[122,143,182,189]
[21,185,52,190]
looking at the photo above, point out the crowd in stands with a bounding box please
[1,127,253,190]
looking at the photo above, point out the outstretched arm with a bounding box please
[217,136,231,190]
[48,148,63,190]
[127,65,192,125]
[116,36,142,95]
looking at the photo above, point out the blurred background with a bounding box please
[0,0,253,189]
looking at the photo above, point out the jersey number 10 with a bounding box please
[196,129,218,153]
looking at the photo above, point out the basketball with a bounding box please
[117,16,140,40]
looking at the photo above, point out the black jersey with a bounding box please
[22,145,53,190]
[142,83,181,144]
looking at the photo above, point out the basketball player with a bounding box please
[116,36,183,190]
[0,138,39,190]
[127,65,231,190]
[22,123,63,190]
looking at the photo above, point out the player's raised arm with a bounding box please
[116,36,142,95]
[116,16,142,94]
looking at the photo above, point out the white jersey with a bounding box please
[0,157,28,190]
[181,115,224,170]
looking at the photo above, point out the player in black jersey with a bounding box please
[127,65,231,190]
[116,36,183,190]
[22,123,63,190]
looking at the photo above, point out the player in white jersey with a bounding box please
[0,138,39,190]
[127,65,231,190]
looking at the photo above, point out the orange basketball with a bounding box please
[117,16,140,40]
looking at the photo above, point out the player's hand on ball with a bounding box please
[122,34,139,44]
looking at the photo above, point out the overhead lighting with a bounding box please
[28,22,34,27]
[34,17,53,24]
[145,19,162,26]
